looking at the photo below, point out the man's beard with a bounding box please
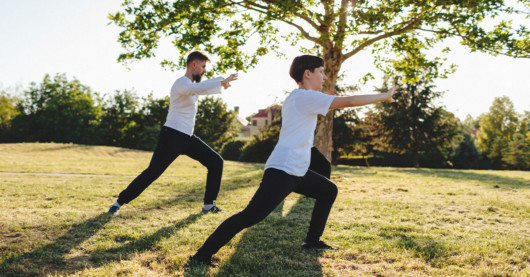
[192,72,202,83]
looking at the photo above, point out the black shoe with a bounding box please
[107,205,120,216]
[202,204,221,213]
[187,255,219,267]
[302,240,338,251]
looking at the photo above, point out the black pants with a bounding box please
[117,126,223,205]
[195,165,337,258]
[309,146,331,179]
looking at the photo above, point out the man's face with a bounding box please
[191,60,207,83]
[306,66,327,90]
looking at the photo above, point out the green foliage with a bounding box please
[374,78,460,168]
[332,109,360,164]
[220,138,247,161]
[331,76,361,164]
[462,114,481,130]
[98,91,170,150]
[239,128,279,163]
[452,132,481,169]
[0,91,19,141]
[502,133,530,170]
[109,0,530,158]
[99,89,141,147]
[240,107,282,163]
[10,74,101,144]
[2,143,529,276]
[109,0,530,74]
[124,94,170,151]
[476,96,519,169]
[194,96,239,152]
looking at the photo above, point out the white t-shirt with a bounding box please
[265,89,335,176]
[164,76,223,135]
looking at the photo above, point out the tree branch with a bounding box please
[343,17,422,61]
[298,12,322,30]
[242,0,322,33]
[322,0,334,25]
[234,1,323,46]
[304,9,326,26]
[337,0,350,37]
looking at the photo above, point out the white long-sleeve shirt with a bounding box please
[164,76,223,135]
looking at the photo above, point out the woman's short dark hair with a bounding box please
[289,55,325,83]
[186,51,210,65]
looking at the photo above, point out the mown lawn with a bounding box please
[0,143,528,276]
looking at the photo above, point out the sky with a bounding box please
[1,1,529,120]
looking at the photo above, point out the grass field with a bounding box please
[0,142,529,277]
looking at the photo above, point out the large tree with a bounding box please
[110,0,530,160]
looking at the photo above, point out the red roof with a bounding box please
[254,109,268,118]
[252,105,280,118]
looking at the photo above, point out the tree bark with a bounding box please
[413,150,420,168]
[314,45,343,161]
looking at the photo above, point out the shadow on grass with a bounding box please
[333,165,529,189]
[378,225,451,264]
[37,143,146,154]
[185,196,325,277]
[89,212,204,266]
[0,213,111,277]
[0,167,264,276]
[398,168,529,189]
[121,168,264,215]
[332,166,381,176]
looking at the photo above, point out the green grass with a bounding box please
[0,142,529,276]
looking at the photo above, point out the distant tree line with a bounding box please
[0,74,238,152]
[223,76,529,170]
[1,73,528,170]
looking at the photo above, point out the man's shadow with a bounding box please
[0,213,111,277]
[89,212,205,266]
[0,169,261,277]
[184,196,326,277]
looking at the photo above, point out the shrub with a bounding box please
[221,139,247,161]
[239,126,279,163]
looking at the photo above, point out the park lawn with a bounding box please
[0,143,528,277]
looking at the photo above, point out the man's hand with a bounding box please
[385,86,399,103]
[221,73,238,89]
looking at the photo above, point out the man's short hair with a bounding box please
[186,51,210,65]
[289,55,325,83]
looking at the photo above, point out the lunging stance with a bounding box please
[189,54,397,267]
[107,51,238,216]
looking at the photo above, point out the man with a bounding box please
[107,51,238,216]
[189,54,397,267]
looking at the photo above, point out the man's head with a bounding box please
[289,55,327,90]
[187,51,210,82]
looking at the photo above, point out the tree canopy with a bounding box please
[110,0,530,159]
[476,95,520,168]
[195,96,239,151]
[10,74,100,144]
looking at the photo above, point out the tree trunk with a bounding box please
[314,46,343,161]
[413,150,420,168]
